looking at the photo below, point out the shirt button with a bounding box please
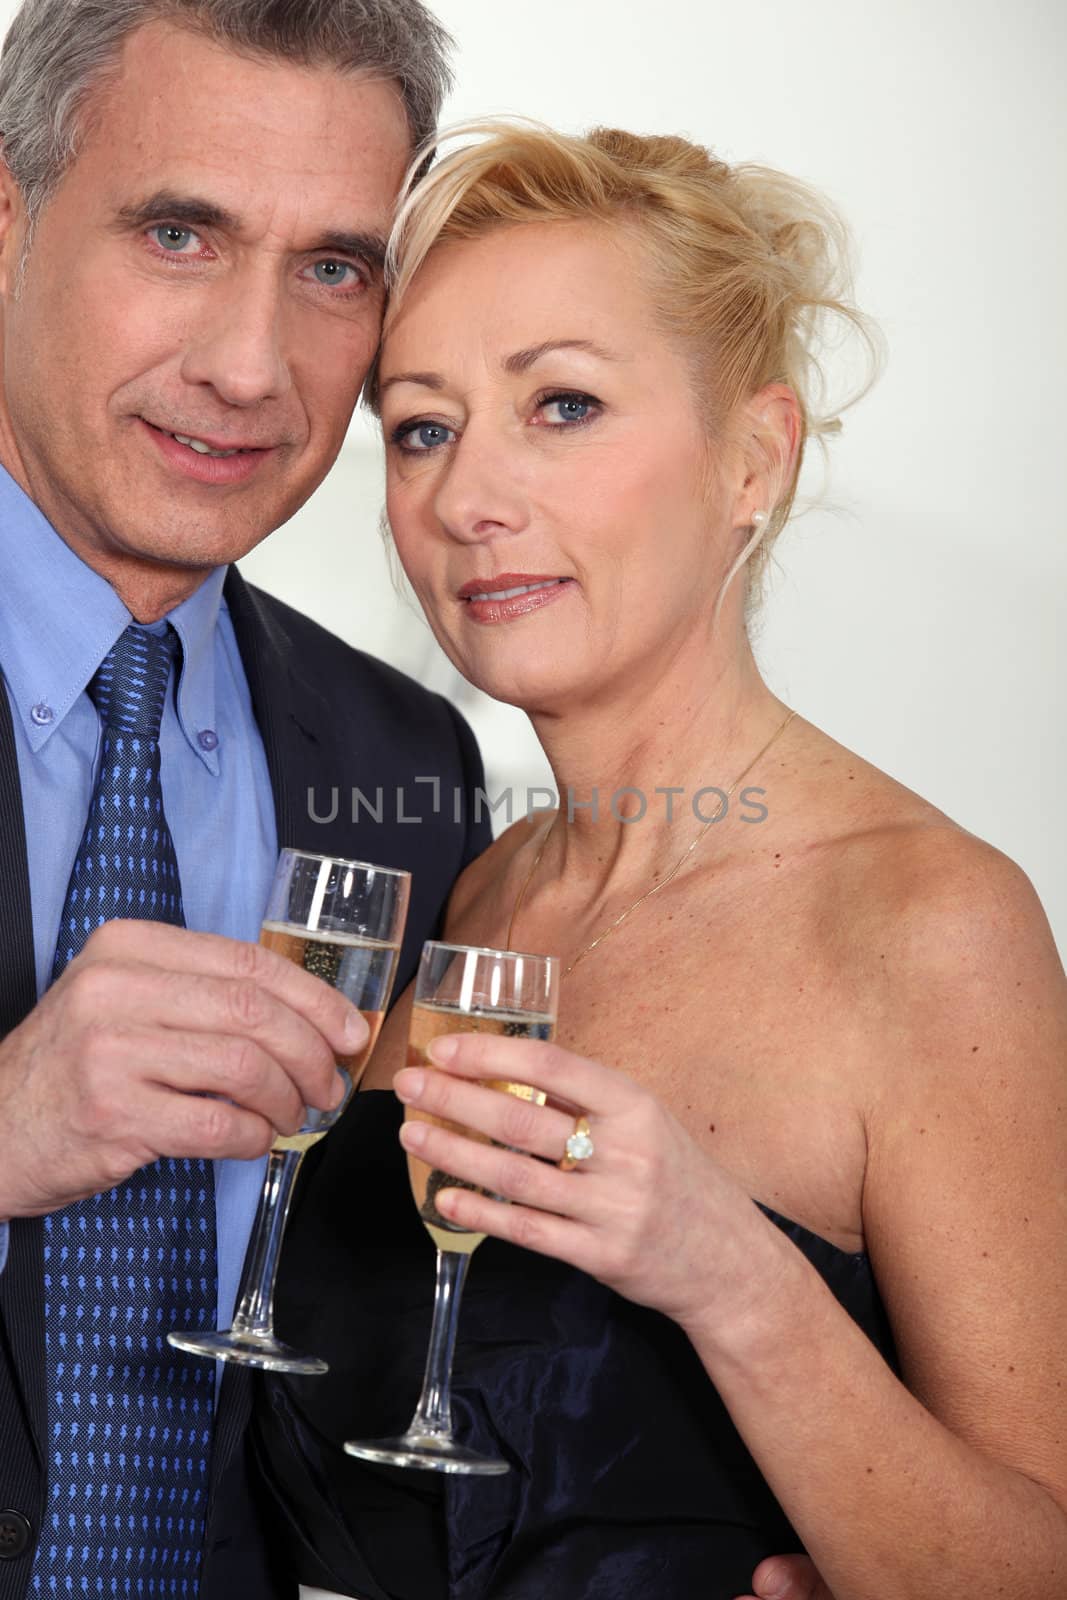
[0,1508,32,1558]
[30,702,54,726]
[198,728,219,752]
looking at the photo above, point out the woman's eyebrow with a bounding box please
[502,338,623,373]
[377,369,444,397]
[378,338,625,398]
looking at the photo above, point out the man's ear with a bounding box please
[736,383,803,524]
[0,153,28,299]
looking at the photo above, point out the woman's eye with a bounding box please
[392,420,457,453]
[150,224,201,255]
[307,259,364,291]
[539,392,597,425]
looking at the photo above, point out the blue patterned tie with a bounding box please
[35,625,217,1597]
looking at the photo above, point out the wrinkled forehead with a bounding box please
[70,17,411,224]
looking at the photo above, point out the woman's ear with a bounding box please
[735,383,802,525]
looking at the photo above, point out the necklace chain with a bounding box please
[505,708,797,975]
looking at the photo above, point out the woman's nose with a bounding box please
[431,429,530,545]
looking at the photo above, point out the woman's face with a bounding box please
[378,220,747,713]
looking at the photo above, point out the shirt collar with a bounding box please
[167,567,226,774]
[0,462,225,772]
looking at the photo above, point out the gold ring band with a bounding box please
[559,1114,594,1171]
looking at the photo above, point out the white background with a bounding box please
[0,3,1061,1594]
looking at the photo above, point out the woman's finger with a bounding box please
[420,1033,639,1118]
[428,1178,607,1275]
[748,1555,829,1600]
[399,1114,606,1221]
[394,1064,579,1162]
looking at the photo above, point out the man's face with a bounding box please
[0,19,410,601]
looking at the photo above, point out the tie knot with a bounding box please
[89,624,179,740]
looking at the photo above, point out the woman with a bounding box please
[263,124,1067,1600]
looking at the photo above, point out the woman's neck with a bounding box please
[524,632,790,900]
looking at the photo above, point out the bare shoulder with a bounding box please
[797,731,1066,1499]
[781,719,1065,1144]
[786,721,1061,991]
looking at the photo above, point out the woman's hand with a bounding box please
[394,1031,785,1336]
[737,1555,834,1600]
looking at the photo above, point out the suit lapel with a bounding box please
[209,568,335,1499]
[223,566,333,854]
[0,677,37,1037]
[0,679,47,1469]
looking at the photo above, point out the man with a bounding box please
[0,2,489,1594]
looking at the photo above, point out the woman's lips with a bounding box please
[458,575,574,625]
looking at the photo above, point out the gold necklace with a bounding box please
[505,708,796,975]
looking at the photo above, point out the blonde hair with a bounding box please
[372,119,880,596]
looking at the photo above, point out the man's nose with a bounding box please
[179,267,292,408]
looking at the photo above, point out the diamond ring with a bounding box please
[558,1114,594,1171]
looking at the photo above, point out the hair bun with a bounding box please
[590,127,730,185]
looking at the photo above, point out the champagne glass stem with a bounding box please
[409,1249,471,1437]
[230,1150,303,1339]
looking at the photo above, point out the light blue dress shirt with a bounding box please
[0,465,277,1354]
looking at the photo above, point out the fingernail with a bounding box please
[758,1565,790,1600]
[331,1070,348,1109]
[344,1008,368,1048]
[399,1119,426,1149]
[427,1036,457,1065]
[394,1067,425,1102]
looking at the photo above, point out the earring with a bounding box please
[751,509,768,530]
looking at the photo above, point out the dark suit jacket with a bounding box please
[0,568,491,1598]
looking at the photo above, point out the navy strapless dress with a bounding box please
[257,1092,898,1599]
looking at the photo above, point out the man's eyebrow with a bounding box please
[115,191,241,232]
[114,191,387,270]
[315,231,388,273]
[378,338,623,399]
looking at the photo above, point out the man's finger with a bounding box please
[76,920,368,1063]
[109,1026,307,1136]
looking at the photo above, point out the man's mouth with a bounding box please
[170,432,242,459]
[144,420,269,458]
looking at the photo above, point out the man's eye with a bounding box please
[308,259,364,290]
[392,420,456,453]
[150,224,200,254]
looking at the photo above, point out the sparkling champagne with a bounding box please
[261,922,398,1151]
[406,999,553,1253]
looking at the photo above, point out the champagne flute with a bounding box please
[169,849,409,1374]
[345,941,559,1473]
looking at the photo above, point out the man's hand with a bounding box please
[736,1554,833,1600]
[0,920,368,1218]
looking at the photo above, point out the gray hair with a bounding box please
[0,0,454,226]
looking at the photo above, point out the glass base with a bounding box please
[344,1431,509,1476]
[167,1327,329,1375]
